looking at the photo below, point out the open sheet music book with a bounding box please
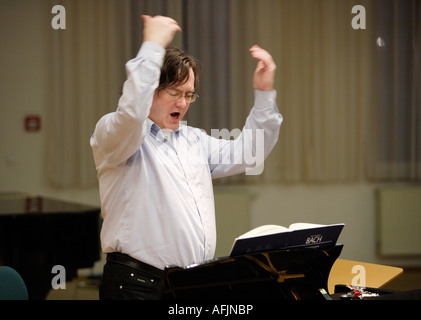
[230,223,344,257]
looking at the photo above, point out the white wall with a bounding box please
[248,183,387,265]
[0,1,102,208]
[214,183,421,268]
[0,1,48,194]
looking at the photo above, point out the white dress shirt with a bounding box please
[90,41,283,270]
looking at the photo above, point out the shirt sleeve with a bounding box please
[206,89,283,178]
[90,41,165,169]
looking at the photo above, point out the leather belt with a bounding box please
[107,252,164,278]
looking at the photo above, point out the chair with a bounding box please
[0,266,29,300]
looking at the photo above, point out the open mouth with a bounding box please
[170,112,180,119]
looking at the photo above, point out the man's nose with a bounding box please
[175,96,189,108]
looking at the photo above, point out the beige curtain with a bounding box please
[47,0,132,187]
[46,0,182,187]
[367,0,421,181]
[46,0,420,187]
[226,0,375,183]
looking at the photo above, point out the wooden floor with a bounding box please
[46,276,100,300]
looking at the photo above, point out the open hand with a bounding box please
[249,45,276,91]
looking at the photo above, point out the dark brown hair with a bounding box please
[158,46,200,91]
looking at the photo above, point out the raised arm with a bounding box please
[208,46,282,177]
[91,16,181,168]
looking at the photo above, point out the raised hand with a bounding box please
[249,45,276,91]
[141,15,182,48]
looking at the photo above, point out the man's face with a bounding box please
[149,68,195,132]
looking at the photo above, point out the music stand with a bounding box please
[162,244,343,300]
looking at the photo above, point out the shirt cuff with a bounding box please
[135,41,166,67]
[254,89,277,110]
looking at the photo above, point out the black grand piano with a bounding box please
[0,194,101,300]
[163,244,343,300]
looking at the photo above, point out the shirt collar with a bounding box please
[146,118,181,139]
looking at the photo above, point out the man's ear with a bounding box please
[153,89,160,100]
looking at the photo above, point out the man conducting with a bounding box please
[90,15,283,300]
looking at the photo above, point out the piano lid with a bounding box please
[0,193,99,215]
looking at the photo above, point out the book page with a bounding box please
[288,223,325,230]
[236,224,290,239]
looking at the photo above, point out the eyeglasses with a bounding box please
[162,88,199,103]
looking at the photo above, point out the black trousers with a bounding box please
[99,253,163,300]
